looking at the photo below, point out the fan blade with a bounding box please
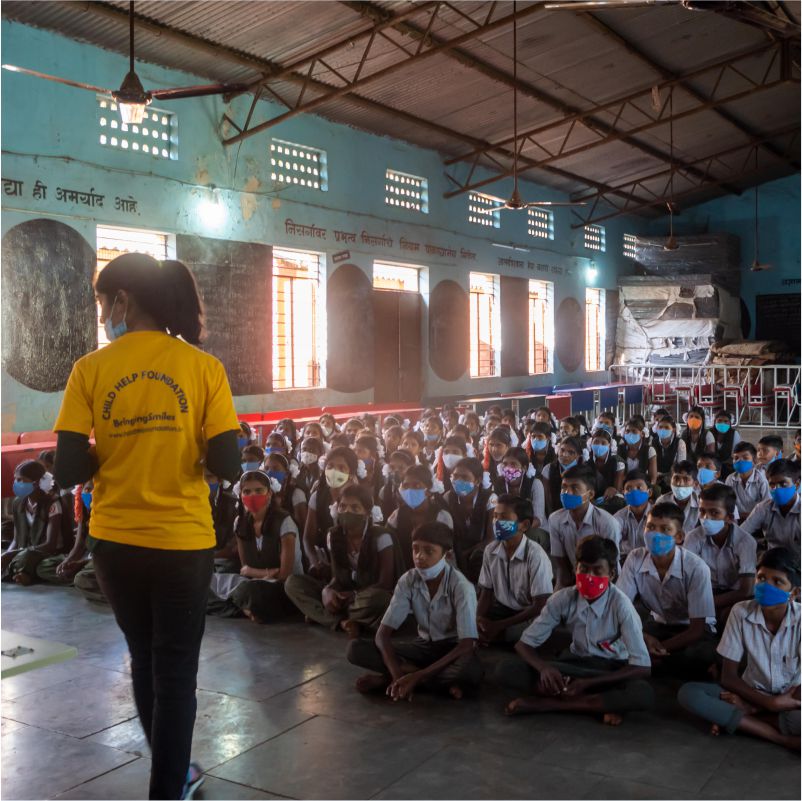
[522,200,587,207]
[150,82,253,101]
[2,64,112,96]
[545,0,670,9]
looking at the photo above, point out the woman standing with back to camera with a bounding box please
[53,253,241,800]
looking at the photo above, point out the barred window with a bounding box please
[385,169,428,213]
[528,208,554,240]
[529,280,554,374]
[270,140,327,190]
[468,192,500,228]
[623,233,638,259]
[98,99,177,159]
[585,288,606,372]
[469,272,499,378]
[584,224,606,252]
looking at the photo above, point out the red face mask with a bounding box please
[242,494,269,514]
[575,573,610,601]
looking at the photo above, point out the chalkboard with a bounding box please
[176,235,272,396]
[555,296,584,373]
[1,219,96,392]
[429,280,468,381]
[500,276,529,377]
[755,293,801,348]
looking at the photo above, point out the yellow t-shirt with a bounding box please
[54,331,240,550]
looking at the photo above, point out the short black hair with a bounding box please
[766,459,800,483]
[700,484,737,515]
[453,456,483,480]
[648,501,685,529]
[37,449,56,465]
[697,454,722,471]
[733,441,757,459]
[338,483,374,512]
[562,465,596,492]
[558,436,583,456]
[758,547,801,587]
[672,460,698,479]
[412,521,453,551]
[758,434,784,451]
[503,447,529,467]
[576,535,619,578]
[496,493,534,524]
[623,469,650,485]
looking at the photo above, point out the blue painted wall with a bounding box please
[654,174,800,339]
[1,20,649,432]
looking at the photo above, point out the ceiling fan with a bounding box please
[480,0,586,215]
[2,1,252,124]
[543,0,800,37]
[750,152,772,272]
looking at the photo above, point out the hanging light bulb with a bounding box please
[199,186,225,227]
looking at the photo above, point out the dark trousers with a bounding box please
[92,539,213,800]
[347,637,484,694]
[644,621,718,681]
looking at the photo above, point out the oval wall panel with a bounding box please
[555,296,584,374]
[326,263,374,393]
[1,219,96,392]
[429,279,469,382]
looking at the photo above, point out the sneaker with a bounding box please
[180,762,205,800]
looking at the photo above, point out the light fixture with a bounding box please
[199,186,225,227]
[586,260,598,282]
[492,242,531,253]
[112,2,152,124]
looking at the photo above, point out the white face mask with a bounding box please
[325,467,350,489]
[299,451,319,466]
[671,485,694,501]
[416,556,447,581]
[38,472,55,493]
[442,453,462,470]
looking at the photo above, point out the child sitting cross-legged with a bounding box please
[346,521,483,701]
[678,546,800,751]
[285,484,404,638]
[741,459,800,552]
[476,495,553,645]
[497,535,654,726]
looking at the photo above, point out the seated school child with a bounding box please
[792,430,801,463]
[725,442,770,520]
[208,470,302,623]
[240,444,265,473]
[266,452,308,530]
[617,502,717,678]
[237,421,255,451]
[296,436,326,498]
[399,429,425,465]
[387,465,453,572]
[588,430,625,506]
[2,460,69,585]
[650,408,671,446]
[285,485,404,637]
[654,417,687,485]
[483,426,512,482]
[444,457,496,582]
[346,521,483,700]
[756,434,784,472]
[343,417,365,445]
[493,447,546,533]
[207,469,239,573]
[548,465,621,589]
[614,470,653,560]
[318,413,340,441]
[711,411,740,474]
[681,406,716,464]
[656,460,701,532]
[696,455,725,491]
[264,431,293,464]
[677,546,800,751]
[498,535,653,725]
[619,419,658,485]
[436,435,470,493]
[476,495,553,644]
[421,415,445,465]
[592,411,618,440]
[302,447,360,582]
[383,425,405,460]
[684,484,756,625]
[355,434,384,500]
[741,459,800,553]
[274,417,298,452]
[540,436,585,516]
[525,422,557,480]
[379,450,416,522]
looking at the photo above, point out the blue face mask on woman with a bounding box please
[241,461,261,473]
[623,432,641,446]
[104,293,128,342]
[267,469,287,486]
[400,488,427,509]
[237,436,249,450]
[715,422,731,434]
[591,444,609,458]
[453,479,475,497]
[13,480,34,498]
[531,438,548,452]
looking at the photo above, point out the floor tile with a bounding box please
[581,777,696,800]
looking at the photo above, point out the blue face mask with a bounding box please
[715,422,731,434]
[362,457,375,469]
[623,432,641,446]
[12,480,34,498]
[701,518,726,536]
[241,461,261,473]
[104,294,128,342]
[267,470,287,486]
[754,581,791,607]
[494,519,519,541]
[207,482,219,497]
[559,459,578,472]
[698,468,717,486]
[531,438,548,452]
[733,459,753,474]
[560,492,585,510]
[453,479,475,497]
[624,489,649,507]
[264,446,283,456]
[81,491,93,511]
[424,433,440,443]
[645,530,675,557]
[596,423,613,434]
[771,485,798,507]
[591,444,609,458]
[400,488,427,509]
[657,429,673,441]
[237,436,249,450]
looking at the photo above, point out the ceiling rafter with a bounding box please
[569,125,800,227]
[443,40,797,198]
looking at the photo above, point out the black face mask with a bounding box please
[340,512,367,530]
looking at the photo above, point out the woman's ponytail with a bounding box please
[158,260,205,345]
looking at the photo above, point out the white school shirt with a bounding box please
[478,537,553,611]
[717,600,800,695]
[520,584,651,666]
[683,524,757,591]
[656,490,700,532]
[232,514,304,576]
[497,478,546,529]
[617,546,716,628]
[741,495,800,552]
[656,437,687,466]
[381,563,478,642]
[624,446,656,473]
[386,507,454,530]
[614,503,651,557]
[725,469,771,520]
[548,504,621,567]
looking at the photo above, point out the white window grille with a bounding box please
[469,272,500,378]
[528,208,554,239]
[385,169,428,213]
[585,288,606,372]
[529,280,554,374]
[468,192,500,228]
[623,233,638,259]
[98,98,177,159]
[270,140,327,190]
[584,224,606,252]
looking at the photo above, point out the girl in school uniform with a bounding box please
[318,413,340,441]
[296,436,326,499]
[379,450,416,522]
[483,426,513,483]
[399,429,426,465]
[264,431,292,461]
[592,411,618,441]
[265,452,308,530]
[540,436,585,516]
[421,415,445,465]
[343,417,365,445]
[525,422,557,479]
[654,417,687,494]
[619,418,658,485]
[588,430,626,506]
[493,447,546,530]
[240,444,265,474]
[238,421,256,451]
[444,457,496,582]
[462,411,483,450]
[387,464,453,571]
[302,446,359,582]
[208,470,302,623]
[285,484,405,638]
[382,425,405,460]
[435,435,470,495]
[711,410,741,476]
[681,406,716,463]
[354,434,384,502]
[274,418,298,452]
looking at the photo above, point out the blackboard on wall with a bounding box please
[755,293,801,350]
[176,235,272,396]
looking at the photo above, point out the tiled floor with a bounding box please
[1,583,799,800]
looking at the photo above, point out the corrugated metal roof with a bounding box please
[2,0,798,216]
